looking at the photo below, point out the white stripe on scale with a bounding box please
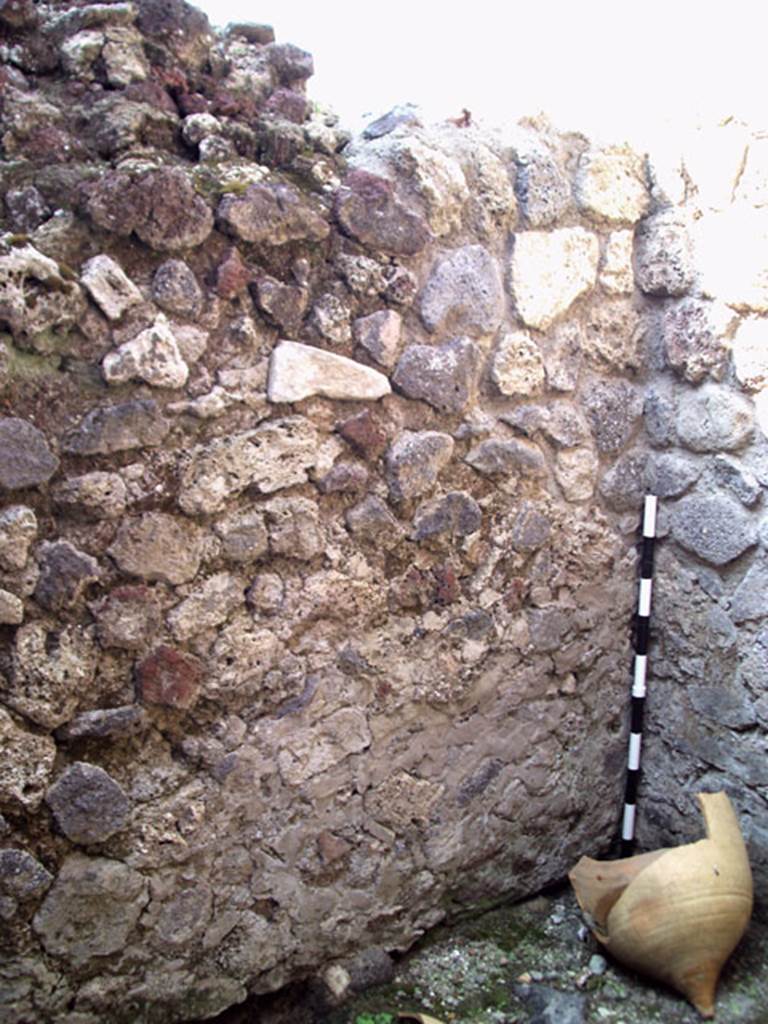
[638,577,653,617]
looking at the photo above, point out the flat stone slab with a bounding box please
[268,340,391,403]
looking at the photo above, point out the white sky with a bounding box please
[195,1,766,143]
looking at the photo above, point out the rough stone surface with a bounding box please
[660,298,735,384]
[0,418,59,490]
[555,446,599,501]
[582,300,644,371]
[491,331,546,396]
[33,855,148,966]
[52,472,128,520]
[598,450,648,512]
[0,505,37,571]
[136,645,203,709]
[218,182,329,245]
[412,491,482,541]
[34,541,101,611]
[46,762,131,845]
[268,341,391,403]
[509,228,599,330]
[393,337,480,413]
[676,383,754,452]
[168,572,243,641]
[420,245,504,337]
[599,230,634,294]
[574,146,650,224]
[61,400,170,455]
[670,494,758,565]
[644,453,701,498]
[0,242,84,341]
[512,145,571,227]
[334,170,432,255]
[634,210,695,297]
[151,260,203,318]
[133,168,214,251]
[80,254,142,321]
[0,588,24,624]
[0,708,56,810]
[103,315,189,389]
[584,379,643,454]
[55,706,148,742]
[108,513,204,585]
[179,418,319,514]
[713,455,761,506]
[0,849,52,901]
[4,621,98,730]
[92,586,162,651]
[465,438,546,479]
[386,431,454,501]
[353,309,402,368]
[730,561,768,623]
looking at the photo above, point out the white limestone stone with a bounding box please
[0,588,24,624]
[267,340,391,403]
[599,231,634,295]
[509,228,599,331]
[491,331,545,396]
[102,315,189,388]
[80,254,142,321]
[555,446,599,501]
[695,207,768,312]
[733,318,768,390]
[574,145,650,225]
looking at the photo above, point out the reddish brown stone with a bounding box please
[317,830,351,864]
[432,565,460,606]
[20,127,80,164]
[265,89,309,124]
[388,568,430,612]
[124,81,179,116]
[136,646,203,709]
[215,247,252,299]
[334,170,431,257]
[336,410,388,460]
[177,92,210,116]
[504,577,528,611]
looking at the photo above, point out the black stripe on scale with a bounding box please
[635,616,650,655]
[624,769,640,805]
[640,535,656,578]
[630,696,645,734]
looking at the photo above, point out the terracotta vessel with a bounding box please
[569,791,753,1018]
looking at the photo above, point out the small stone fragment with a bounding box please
[643,453,701,498]
[643,385,677,448]
[0,849,52,900]
[730,561,768,623]
[510,228,599,331]
[52,472,128,520]
[634,210,694,297]
[46,763,131,845]
[337,410,388,460]
[393,337,479,414]
[671,494,757,565]
[252,276,308,334]
[4,186,51,233]
[92,586,162,650]
[599,230,634,294]
[345,494,401,543]
[102,315,189,389]
[266,497,323,560]
[555,446,598,502]
[713,455,761,506]
[0,418,59,490]
[412,491,482,541]
[419,244,504,337]
[540,322,582,392]
[0,243,85,340]
[598,450,648,512]
[6,621,98,730]
[0,589,23,624]
[108,513,204,585]
[62,400,171,455]
[34,541,101,612]
[179,418,319,514]
[267,341,391,403]
[151,260,203,318]
[0,708,56,810]
[246,573,284,615]
[33,854,148,965]
[732,317,768,390]
[353,309,402,368]
[465,438,546,478]
[218,182,329,245]
[334,170,431,256]
[80,254,142,321]
[386,431,454,502]
[310,293,352,344]
[584,379,643,454]
[55,706,148,742]
[513,148,571,227]
[136,646,203,709]
[0,505,37,571]
[661,298,734,384]
[216,247,252,300]
[491,331,546,396]
[134,168,214,251]
[214,509,268,563]
[582,300,644,371]
[676,384,754,452]
[168,573,243,641]
[574,145,650,224]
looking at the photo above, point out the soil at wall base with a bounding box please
[193,885,768,1024]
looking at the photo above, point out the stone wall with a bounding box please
[0,3,765,1022]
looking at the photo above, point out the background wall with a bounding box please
[0,3,765,1022]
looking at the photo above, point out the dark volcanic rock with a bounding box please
[412,491,482,541]
[335,170,431,256]
[0,418,59,490]
[5,186,51,232]
[55,706,148,742]
[0,849,52,899]
[386,431,454,502]
[218,183,329,245]
[134,169,214,252]
[46,762,131,845]
[671,494,758,566]
[151,259,203,317]
[34,541,101,611]
[393,338,480,414]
